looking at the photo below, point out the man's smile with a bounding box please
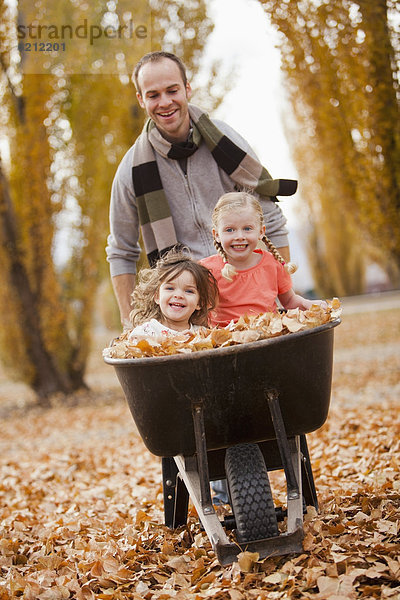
[158,108,177,118]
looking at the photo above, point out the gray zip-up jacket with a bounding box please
[106,119,288,276]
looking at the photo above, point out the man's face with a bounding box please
[136,58,192,143]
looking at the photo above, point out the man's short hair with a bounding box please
[133,51,188,95]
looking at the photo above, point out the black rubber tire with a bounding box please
[225,443,279,543]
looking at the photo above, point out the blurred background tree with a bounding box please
[0,0,216,402]
[258,0,400,296]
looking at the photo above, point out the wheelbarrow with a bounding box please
[104,319,340,565]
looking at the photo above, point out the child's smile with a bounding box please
[231,243,248,251]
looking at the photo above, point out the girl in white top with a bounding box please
[128,249,218,340]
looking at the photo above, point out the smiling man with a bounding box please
[136,56,192,143]
[106,51,294,329]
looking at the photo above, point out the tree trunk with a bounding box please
[0,161,83,402]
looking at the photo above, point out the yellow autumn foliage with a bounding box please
[0,0,216,399]
[259,0,400,294]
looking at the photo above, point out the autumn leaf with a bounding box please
[237,551,259,572]
[231,330,260,344]
[210,328,232,346]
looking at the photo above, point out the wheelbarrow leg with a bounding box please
[171,400,241,565]
[300,434,319,511]
[266,390,300,500]
[266,390,304,534]
[287,436,303,532]
[191,401,215,513]
[162,457,189,528]
[174,454,240,565]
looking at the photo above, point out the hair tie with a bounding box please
[221,262,237,281]
[284,261,298,274]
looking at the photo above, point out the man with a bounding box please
[106,51,294,329]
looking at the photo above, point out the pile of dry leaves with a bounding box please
[104,299,342,360]
[0,303,399,599]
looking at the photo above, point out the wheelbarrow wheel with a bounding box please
[225,443,279,543]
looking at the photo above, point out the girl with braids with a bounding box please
[128,248,218,338]
[200,191,326,327]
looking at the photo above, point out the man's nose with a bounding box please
[158,93,172,107]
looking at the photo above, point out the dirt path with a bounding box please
[332,295,400,407]
[340,289,400,314]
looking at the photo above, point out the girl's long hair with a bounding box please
[130,248,219,327]
[212,191,297,281]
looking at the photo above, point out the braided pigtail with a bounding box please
[213,237,237,282]
[262,234,297,274]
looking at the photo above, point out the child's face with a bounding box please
[214,207,265,269]
[155,270,201,331]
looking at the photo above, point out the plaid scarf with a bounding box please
[132,104,297,266]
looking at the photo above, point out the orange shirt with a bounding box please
[200,250,292,327]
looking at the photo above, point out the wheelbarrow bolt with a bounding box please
[203,506,214,515]
[288,490,300,500]
[165,479,173,487]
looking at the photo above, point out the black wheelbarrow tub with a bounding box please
[104,320,340,457]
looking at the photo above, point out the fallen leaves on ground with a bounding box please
[0,306,399,599]
[104,299,341,359]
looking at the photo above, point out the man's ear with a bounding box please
[186,81,192,100]
[136,92,145,109]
